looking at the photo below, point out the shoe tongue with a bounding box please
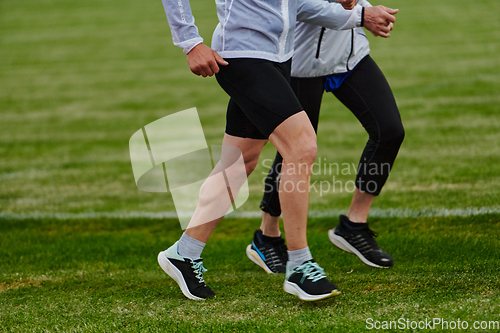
[302,259,316,265]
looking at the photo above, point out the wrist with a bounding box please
[361,7,365,27]
[183,40,203,55]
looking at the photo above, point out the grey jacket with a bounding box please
[161,0,364,63]
[292,0,372,77]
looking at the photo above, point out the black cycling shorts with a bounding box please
[215,58,304,139]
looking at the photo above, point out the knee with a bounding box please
[285,137,317,166]
[380,122,405,148]
[302,140,318,165]
[390,123,405,147]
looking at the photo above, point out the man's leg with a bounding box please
[249,77,325,273]
[266,111,340,301]
[158,133,267,300]
[268,111,317,251]
[246,111,316,273]
[211,58,339,300]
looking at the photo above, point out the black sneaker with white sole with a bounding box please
[283,260,341,301]
[328,215,394,268]
[246,229,288,273]
[158,242,215,300]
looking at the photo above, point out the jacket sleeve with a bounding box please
[297,0,363,30]
[161,0,204,54]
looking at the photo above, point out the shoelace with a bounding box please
[362,226,380,246]
[349,225,380,253]
[366,227,378,238]
[294,261,326,283]
[265,241,287,267]
[269,240,286,255]
[255,239,287,265]
[191,261,207,283]
[276,240,288,258]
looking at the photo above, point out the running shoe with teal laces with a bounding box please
[246,230,288,273]
[283,260,341,301]
[158,242,215,300]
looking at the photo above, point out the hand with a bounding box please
[363,6,398,38]
[337,0,357,10]
[187,43,229,77]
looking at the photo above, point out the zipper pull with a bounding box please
[312,58,319,69]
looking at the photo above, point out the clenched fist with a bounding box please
[363,5,399,38]
[187,44,229,77]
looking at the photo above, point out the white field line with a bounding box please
[1,207,500,220]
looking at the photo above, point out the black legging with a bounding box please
[260,55,405,217]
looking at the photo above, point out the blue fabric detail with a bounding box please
[324,71,352,92]
[252,241,266,261]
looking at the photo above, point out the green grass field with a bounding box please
[1,0,500,331]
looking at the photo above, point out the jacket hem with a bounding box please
[218,50,294,63]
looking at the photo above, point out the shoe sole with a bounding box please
[328,229,391,268]
[157,251,206,301]
[246,245,274,274]
[283,281,341,301]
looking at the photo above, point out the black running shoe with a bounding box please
[328,215,394,268]
[283,260,341,301]
[158,242,215,300]
[246,230,288,273]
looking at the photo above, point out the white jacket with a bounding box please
[292,0,372,77]
[162,0,365,63]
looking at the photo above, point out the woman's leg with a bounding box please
[332,55,405,222]
[185,134,268,242]
[328,55,404,268]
